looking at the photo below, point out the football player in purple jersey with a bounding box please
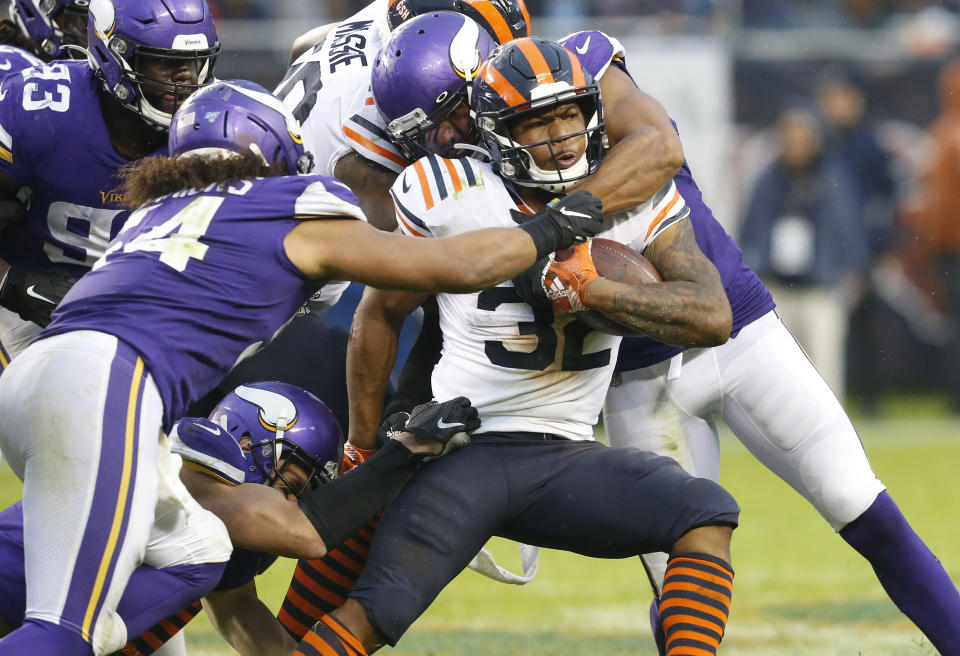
[0,382,481,656]
[0,78,602,655]
[0,0,220,372]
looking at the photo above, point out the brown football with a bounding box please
[578,238,661,336]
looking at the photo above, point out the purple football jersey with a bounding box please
[41,174,363,429]
[0,61,137,275]
[560,31,775,371]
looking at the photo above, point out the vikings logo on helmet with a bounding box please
[210,382,344,497]
[234,384,299,434]
[373,12,496,161]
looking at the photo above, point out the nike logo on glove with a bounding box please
[575,36,591,55]
[193,421,222,436]
[436,419,464,430]
[25,285,55,305]
[558,207,592,219]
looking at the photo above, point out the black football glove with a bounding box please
[511,255,550,308]
[511,191,605,259]
[376,411,411,448]
[0,265,77,327]
[404,396,480,462]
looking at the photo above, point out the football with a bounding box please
[577,238,661,336]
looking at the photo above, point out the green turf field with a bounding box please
[0,413,957,655]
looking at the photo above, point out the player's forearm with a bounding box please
[347,295,405,449]
[584,277,731,347]
[204,588,296,656]
[569,128,683,214]
[434,228,540,292]
[213,484,327,559]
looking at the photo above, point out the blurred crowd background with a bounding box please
[208,1,960,414]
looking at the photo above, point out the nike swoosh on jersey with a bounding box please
[25,285,55,305]
[575,36,591,55]
[436,419,464,430]
[193,421,222,436]
[0,61,11,71]
[401,173,411,193]
[0,88,7,101]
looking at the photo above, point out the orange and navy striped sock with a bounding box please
[294,613,368,656]
[278,517,378,639]
[659,552,733,655]
[113,600,203,655]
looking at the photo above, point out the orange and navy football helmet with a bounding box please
[387,0,530,45]
[471,37,608,193]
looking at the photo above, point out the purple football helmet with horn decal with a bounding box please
[372,11,495,160]
[87,0,219,128]
[10,0,89,58]
[169,79,315,174]
[209,382,344,498]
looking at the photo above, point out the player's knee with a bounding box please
[819,474,885,529]
[681,475,740,527]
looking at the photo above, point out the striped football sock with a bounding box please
[278,517,377,639]
[659,552,734,655]
[294,613,368,656]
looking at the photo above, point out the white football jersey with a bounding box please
[274,0,406,177]
[391,155,689,439]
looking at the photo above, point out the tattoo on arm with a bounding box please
[593,220,731,346]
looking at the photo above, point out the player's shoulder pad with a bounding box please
[0,45,43,74]
[390,154,488,238]
[558,30,625,81]
[343,90,407,174]
[170,417,251,486]
[291,174,366,221]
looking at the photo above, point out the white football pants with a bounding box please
[603,311,884,594]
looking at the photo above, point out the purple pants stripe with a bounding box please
[60,343,146,642]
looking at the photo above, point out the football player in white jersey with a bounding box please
[298,38,739,656]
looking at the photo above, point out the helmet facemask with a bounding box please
[251,424,339,500]
[476,85,607,193]
[387,90,477,160]
[115,43,219,127]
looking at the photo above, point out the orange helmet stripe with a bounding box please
[564,46,585,87]
[515,38,555,85]
[463,0,513,44]
[516,0,532,37]
[479,60,527,108]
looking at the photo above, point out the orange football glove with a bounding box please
[341,442,377,474]
[542,241,599,312]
